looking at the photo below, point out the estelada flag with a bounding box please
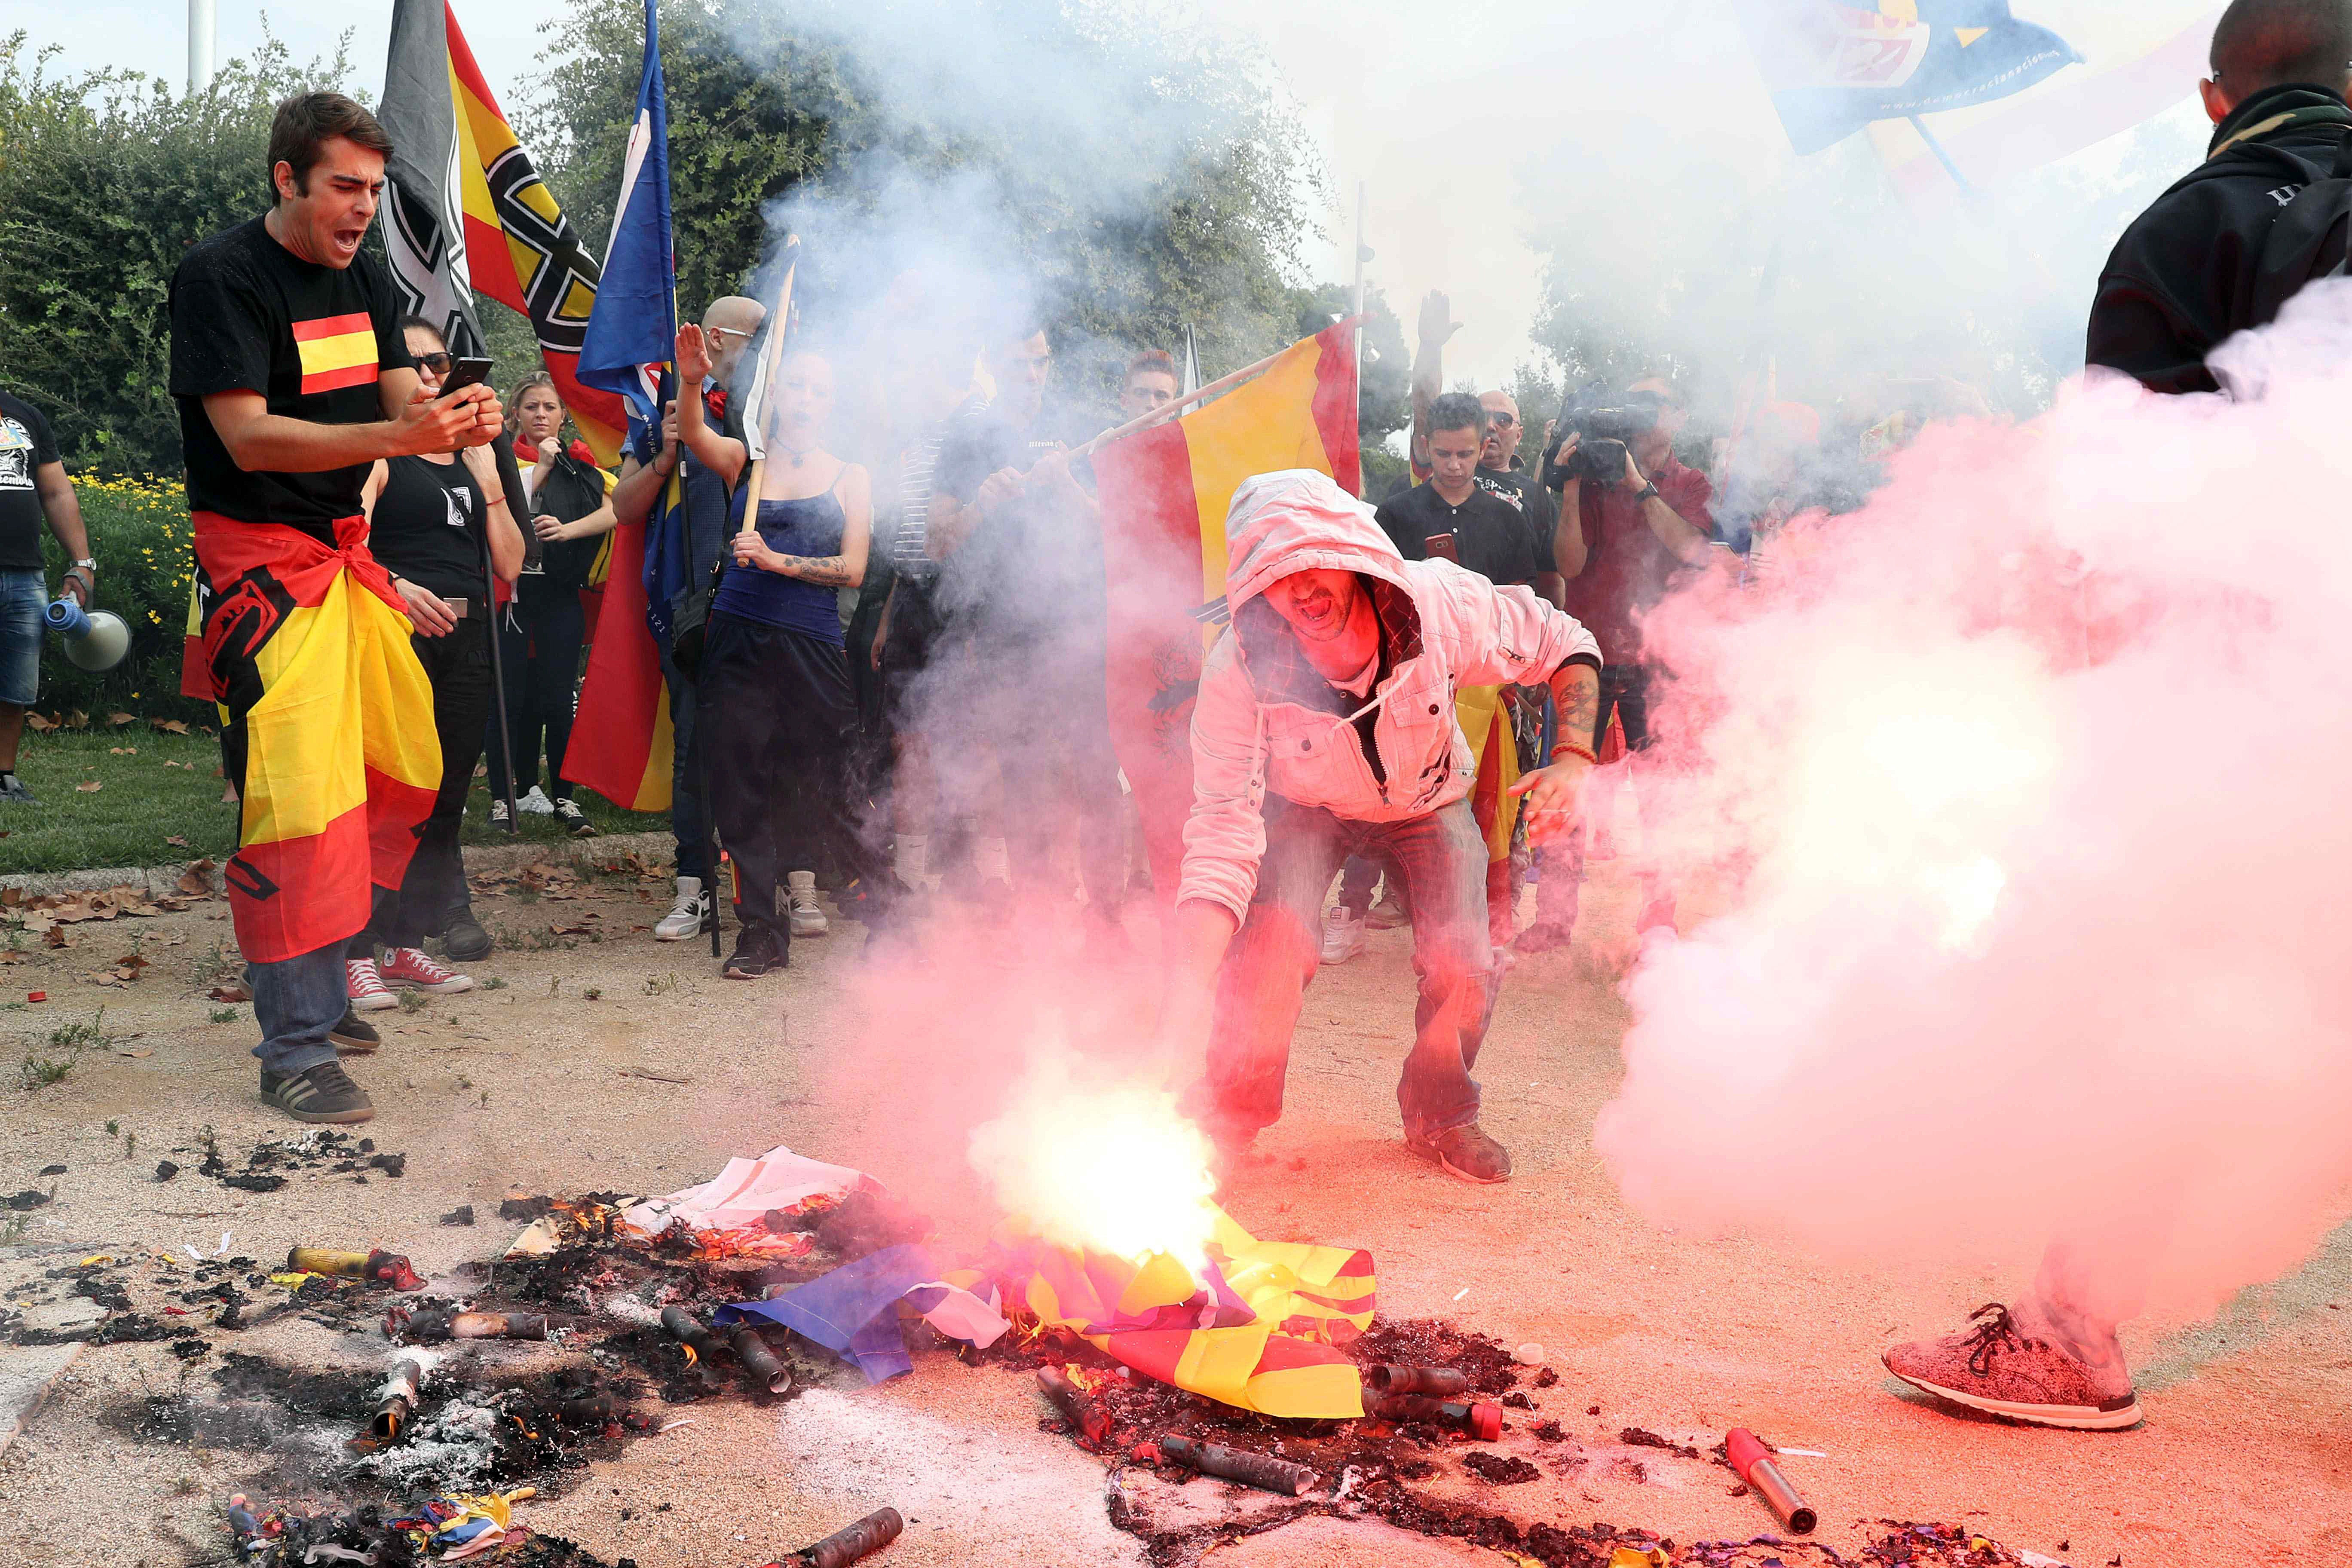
[380,0,628,464]
[1014,1204,1376,1418]
[562,515,674,813]
[188,515,442,963]
[1738,0,2081,156]
[1092,320,1360,897]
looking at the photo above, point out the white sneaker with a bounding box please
[489,798,511,827]
[786,870,829,938]
[519,785,554,816]
[655,877,709,941]
[346,958,398,1012]
[1319,905,1366,965]
[378,946,474,993]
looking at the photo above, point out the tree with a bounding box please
[0,30,357,473]
[522,0,1323,409]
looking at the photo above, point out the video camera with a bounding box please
[1543,389,1663,490]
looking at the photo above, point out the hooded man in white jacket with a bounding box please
[1159,470,1603,1183]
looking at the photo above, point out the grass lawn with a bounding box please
[0,726,667,876]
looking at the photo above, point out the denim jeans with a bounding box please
[249,936,355,1078]
[0,569,46,708]
[1197,795,1497,1139]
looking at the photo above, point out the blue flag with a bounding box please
[1738,1,2081,157]
[577,0,676,424]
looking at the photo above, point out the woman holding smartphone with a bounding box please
[487,371,617,836]
[346,317,527,1012]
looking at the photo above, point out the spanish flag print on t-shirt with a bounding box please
[293,311,380,395]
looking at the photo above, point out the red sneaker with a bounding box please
[378,946,475,994]
[345,958,396,1013]
[1884,1302,2140,1430]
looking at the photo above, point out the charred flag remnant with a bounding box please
[1737,0,2081,155]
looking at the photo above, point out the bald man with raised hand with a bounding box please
[2087,0,2352,395]
[613,292,766,944]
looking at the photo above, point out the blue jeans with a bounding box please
[0,570,46,708]
[248,937,352,1078]
[1196,796,1497,1139]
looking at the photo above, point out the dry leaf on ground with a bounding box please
[74,781,101,793]
[206,983,251,1003]
[152,718,191,735]
[166,835,189,847]
[24,714,55,734]
[106,712,136,727]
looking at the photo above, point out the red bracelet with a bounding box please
[1551,740,1598,765]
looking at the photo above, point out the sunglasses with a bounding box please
[414,351,454,374]
[705,326,756,344]
[1485,410,1517,428]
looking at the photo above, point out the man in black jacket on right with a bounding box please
[2085,0,2352,394]
[1880,0,2352,1438]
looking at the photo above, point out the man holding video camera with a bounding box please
[1534,375,1715,952]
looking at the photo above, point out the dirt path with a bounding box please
[0,858,2343,1567]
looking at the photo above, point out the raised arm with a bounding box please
[674,325,746,488]
[1408,290,1457,474]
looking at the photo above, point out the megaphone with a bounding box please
[44,598,131,674]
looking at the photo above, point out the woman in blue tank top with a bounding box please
[693,348,886,978]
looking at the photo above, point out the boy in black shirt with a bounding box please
[169,92,504,1126]
[0,392,95,804]
[1373,393,1543,591]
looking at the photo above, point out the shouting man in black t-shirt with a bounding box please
[169,92,505,1127]
[0,392,95,805]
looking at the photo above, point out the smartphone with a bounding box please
[1423,532,1459,564]
[439,356,495,395]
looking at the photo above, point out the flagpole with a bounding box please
[1352,180,1369,499]
[1905,115,1978,198]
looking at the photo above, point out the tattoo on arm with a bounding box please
[774,554,854,587]
[1557,664,1600,747]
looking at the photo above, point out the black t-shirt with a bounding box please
[1375,480,1540,587]
[933,402,1103,641]
[369,453,487,600]
[1473,462,1556,574]
[0,392,62,572]
[168,215,413,540]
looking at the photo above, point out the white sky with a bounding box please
[6,0,2222,389]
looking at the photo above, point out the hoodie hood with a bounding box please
[1223,469,1412,614]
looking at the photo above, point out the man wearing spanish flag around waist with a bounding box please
[168,92,504,1126]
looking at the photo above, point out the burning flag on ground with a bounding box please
[1008,1204,1376,1418]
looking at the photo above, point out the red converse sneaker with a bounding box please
[345,957,396,1013]
[378,946,475,994]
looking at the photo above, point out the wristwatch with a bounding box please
[1629,482,1660,505]
[69,558,96,573]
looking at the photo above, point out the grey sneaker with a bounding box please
[553,796,596,837]
[786,871,829,938]
[1406,1123,1513,1184]
[1318,906,1366,964]
[1883,1302,2141,1430]
[1366,887,1410,930]
[261,1060,376,1124]
[0,774,37,805]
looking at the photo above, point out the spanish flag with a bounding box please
[190,515,442,963]
[1092,320,1360,898]
[293,312,381,395]
[1015,1204,1376,1418]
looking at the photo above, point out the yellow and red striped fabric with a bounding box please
[1017,1204,1375,1418]
[1458,684,1520,864]
[1092,320,1360,897]
[562,514,672,813]
[443,5,626,465]
[189,514,442,963]
[293,312,380,395]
